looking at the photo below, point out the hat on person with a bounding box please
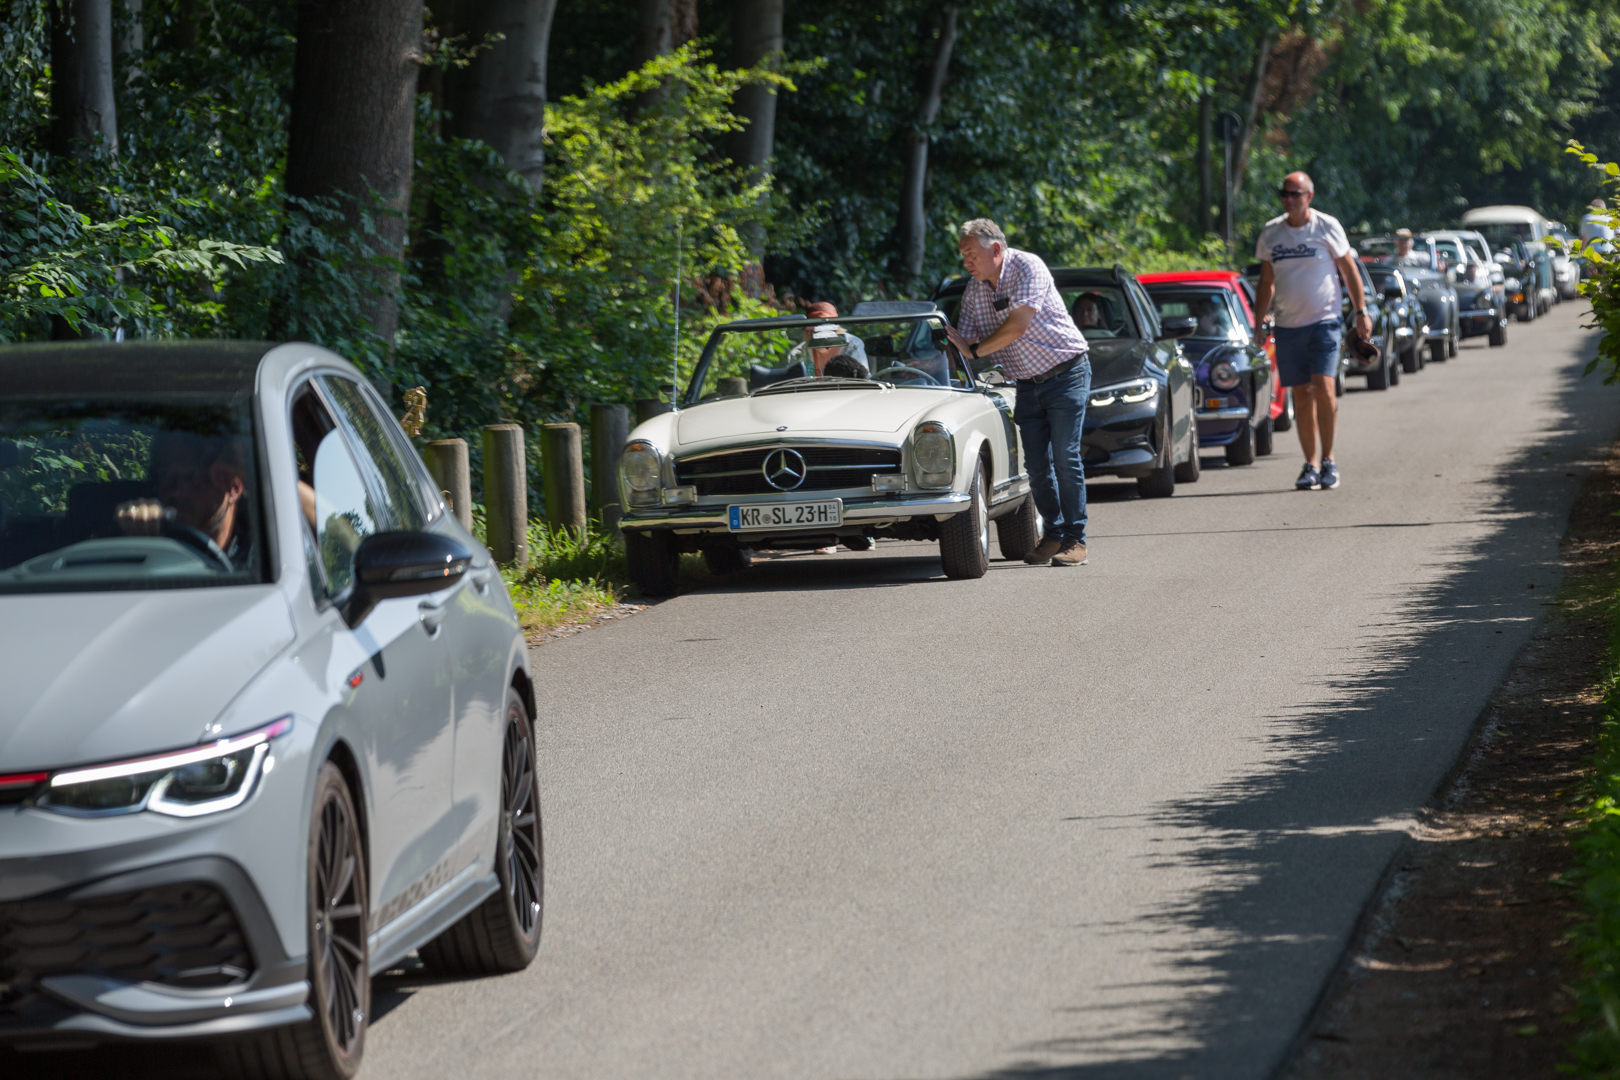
[805,301,839,318]
[1394,228,1413,238]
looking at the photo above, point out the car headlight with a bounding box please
[1089,379,1157,408]
[36,717,291,818]
[1208,361,1241,391]
[912,422,954,489]
[621,441,662,506]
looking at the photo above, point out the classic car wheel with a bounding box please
[843,536,873,552]
[1274,388,1293,433]
[994,494,1041,561]
[1489,318,1507,347]
[1366,353,1389,390]
[421,689,543,975]
[1400,345,1420,374]
[220,764,368,1080]
[939,463,990,579]
[1224,422,1256,466]
[1447,318,1458,357]
[1387,334,1401,386]
[1136,409,1176,499]
[702,544,752,575]
[1428,338,1446,365]
[1254,414,1274,457]
[626,530,678,597]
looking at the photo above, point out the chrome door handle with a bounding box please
[470,567,494,594]
[419,600,448,635]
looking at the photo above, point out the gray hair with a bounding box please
[959,218,1007,250]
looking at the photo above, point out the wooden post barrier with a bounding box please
[636,398,672,424]
[717,376,748,396]
[423,438,472,532]
[542,422,587,537]
[589,403,629,534]
[482,424,528,567]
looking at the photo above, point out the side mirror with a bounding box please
[344,531,472,628]
[1158,315,1198,340]
[980,367,1008,386]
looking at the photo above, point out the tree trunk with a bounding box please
[897,4,957,281]
[1230,27,1276,207]
[727,0,783,263]
[286,0,425,347]
[443,0,557,189]
[50,0,118,159]
[1197,92,1212,237]
[631,0,696,112]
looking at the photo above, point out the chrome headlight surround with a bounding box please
[1208,361,1241,391]
[912,421,955,489]
[1089,378,1158,408]
[35,716,292,818]
[620,440,663,507]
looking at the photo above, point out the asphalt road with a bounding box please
[364,305,1614,1080]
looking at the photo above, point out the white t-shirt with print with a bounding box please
[1254,210,1352,328]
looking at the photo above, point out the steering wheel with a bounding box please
[162,520,235,572]
[873,365,938,385]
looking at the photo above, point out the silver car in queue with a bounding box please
[0,342,540,1078]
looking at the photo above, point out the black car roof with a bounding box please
[0,341,269,396]
[933,265,1137,296]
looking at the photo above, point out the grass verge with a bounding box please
[470,506,628,635]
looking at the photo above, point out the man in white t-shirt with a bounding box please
[1253,171,1372,491]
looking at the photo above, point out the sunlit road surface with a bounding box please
[366,306,1613,1080]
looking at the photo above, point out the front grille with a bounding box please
[677,446,903,497]
[0,881,254,1013]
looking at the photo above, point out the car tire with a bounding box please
[1274,388,1293,432]
[702,544,752,575]
[220,763,369,1080]
[1175,435,1202,481]
[420,689,543,975]
[1387,335,1401,386]
[843,535,873,552]
[1366,354,1389,390]
[1254,414,1274,456]
[1399,346,1419,374]
[994,493,1041,561]
[625,530,678,597]
[939,462,990,579]
[1136,410,1176,499]
[1429,338,1446,364]
[1224,421,1256,466]
[1489,318,1507,347]
[1447,319,1458,357]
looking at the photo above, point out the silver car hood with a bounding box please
[0,585,296,772]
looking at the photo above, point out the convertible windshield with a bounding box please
[684,316,974,403]
[1144,288,1247,342]
[0,397,265,593]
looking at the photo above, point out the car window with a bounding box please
[290,382,375,597]
[1144,288,1246,342]
[1432,239,1464,267]
[317,376,428,532]
[1059,286,1136,340]
[1127,280,1160,338]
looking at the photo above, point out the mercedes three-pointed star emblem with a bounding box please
[762,448,807,491]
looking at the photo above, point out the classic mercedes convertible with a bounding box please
[617,308,1041,594]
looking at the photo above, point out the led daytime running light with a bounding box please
[49,717,292,790]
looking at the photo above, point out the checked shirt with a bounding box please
[956,248,1088,380]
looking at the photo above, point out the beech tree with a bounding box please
[727,1,782,180]
[285,0,425,347]
[50,0,117,159]
[630,0,695,111]
[442,0,559,189]
[896,4,957,282]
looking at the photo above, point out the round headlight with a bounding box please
[913,422,954,486]
[1209,361,1241,391]
[621,443,661,492]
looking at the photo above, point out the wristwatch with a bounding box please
[969,341,979,358]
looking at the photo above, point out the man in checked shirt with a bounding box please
[944,219,1092,566]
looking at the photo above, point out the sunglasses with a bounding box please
[1278,188,1310,200]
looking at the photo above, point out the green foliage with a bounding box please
[1565,143,1620,385]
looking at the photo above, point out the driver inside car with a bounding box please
[116,431,252,569]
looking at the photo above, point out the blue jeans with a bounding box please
[1014,359,1090,545]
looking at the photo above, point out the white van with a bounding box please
[1461,204,1578,299]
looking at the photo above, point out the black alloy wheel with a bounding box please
[1254,413,1274,457]
[421,689,544,974]
[939,462,990,579]
[1136,407,1176,498]
[220,764,369,1080]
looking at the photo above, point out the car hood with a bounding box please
[675,387,951,444]
[1086,339,1154,387]
[0,585,296,771]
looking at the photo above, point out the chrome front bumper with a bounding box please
[622,492,973,533]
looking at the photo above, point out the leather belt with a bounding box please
[1019,354,1085,385]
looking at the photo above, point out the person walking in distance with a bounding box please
[944,219,1092,565]
[1253,171,1372,490]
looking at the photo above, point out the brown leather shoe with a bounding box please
[1051,541,1088,566]
[1024,537,1062,565]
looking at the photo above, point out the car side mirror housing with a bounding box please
[343,531,472,628]
[1158,315,1198,340]
[980,367,1008,386]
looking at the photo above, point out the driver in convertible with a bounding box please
[788,301,869,377]
[116,431,251,569]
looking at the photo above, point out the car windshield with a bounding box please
[1477,222,1532,247]
[1432,238,1465,266]
[1060,285,1138,340]
[1144,288,1247,342]
[683,315,975,402]
[0,397,265,593]
[1367,266,1403,295]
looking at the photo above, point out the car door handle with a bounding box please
[419,600,448,635]
[470,567,494,594]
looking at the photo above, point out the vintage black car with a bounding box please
[933,266,1201,497]
[1423,231,1507,347]
[1480,231,1555,321]
[1364,264,1428,373]
[1355,235,1461,364]
[1338,255,1401,390]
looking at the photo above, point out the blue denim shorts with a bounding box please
[1274,319,1342,388]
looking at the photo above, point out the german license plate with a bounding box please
[728,500,842,531]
